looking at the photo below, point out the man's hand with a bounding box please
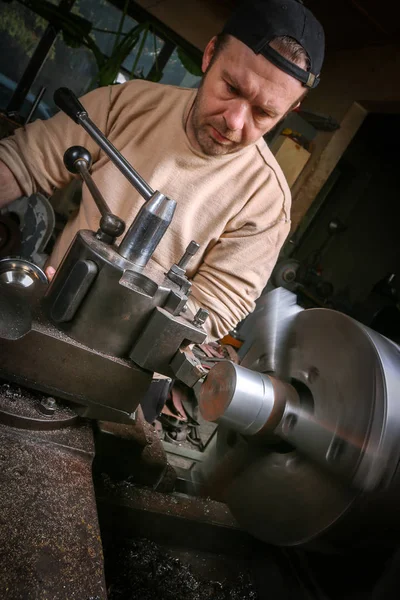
[45,266,56,282]
[0,160,24,208]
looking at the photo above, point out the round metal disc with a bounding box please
[283,309,387,491]
[227,447,357,546]
[218,308,400,546]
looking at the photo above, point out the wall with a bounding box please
[294,113,400,307]
[290,42,400,231]
[135,0,228,50]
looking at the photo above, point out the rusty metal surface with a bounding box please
[0,381,78,430]
[0,404,106,599]
[95,474,255,558]
[95,407,176,493]
[0,315,152,423]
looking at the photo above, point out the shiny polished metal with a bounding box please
[239,287,303,378]
[200,362,291,436]
[199,290,400,548]
[117,191,176,269]
[0,257,48,289]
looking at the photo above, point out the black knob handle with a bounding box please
[64,146,92,174]
[54,87,87,124]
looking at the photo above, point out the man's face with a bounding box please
[186,36,305,156]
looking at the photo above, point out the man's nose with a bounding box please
[223,100,247,131]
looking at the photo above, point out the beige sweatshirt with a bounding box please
[0,80,291,340]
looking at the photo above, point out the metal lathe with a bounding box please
[1,88,400,599]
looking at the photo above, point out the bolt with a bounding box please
[307,367,319,384]
[38,396,57,416]
[192,308,209,328]
[177,240,200,270]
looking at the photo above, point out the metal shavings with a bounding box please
[105,538,258,600]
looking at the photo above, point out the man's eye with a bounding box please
[226,82,238,94]
[256,108,271,118]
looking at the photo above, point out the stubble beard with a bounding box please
[189,86,242,157]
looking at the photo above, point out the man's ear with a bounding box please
[291,101,301,111]
[202,36,217,73]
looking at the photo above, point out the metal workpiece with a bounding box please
[118,191,176,270]
[214,309,400,491]
[130,306,207,379]
[272,309,400,493]
[199,362,294,436]
[54,87,154,201]
[201,293,400,548]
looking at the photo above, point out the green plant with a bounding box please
[8,0,202,87]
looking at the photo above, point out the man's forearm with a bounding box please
[0,160,23,208]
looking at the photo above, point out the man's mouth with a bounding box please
[209,126,234,144]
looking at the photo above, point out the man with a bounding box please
[0,0,324,342]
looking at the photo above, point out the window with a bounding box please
[0,2,49,113]
[1,0,202,120]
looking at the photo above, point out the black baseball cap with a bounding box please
[222,0,325,89]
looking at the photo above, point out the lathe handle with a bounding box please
[54,87,154,202]
[54,87,87,124]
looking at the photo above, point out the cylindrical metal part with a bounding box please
[200,361,288,436]
[201,305,400,549]
[76,160,110,218]
[118,191,176,269]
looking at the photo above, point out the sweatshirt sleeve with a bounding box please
[187,179,290,341]
[0,85,113,198]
